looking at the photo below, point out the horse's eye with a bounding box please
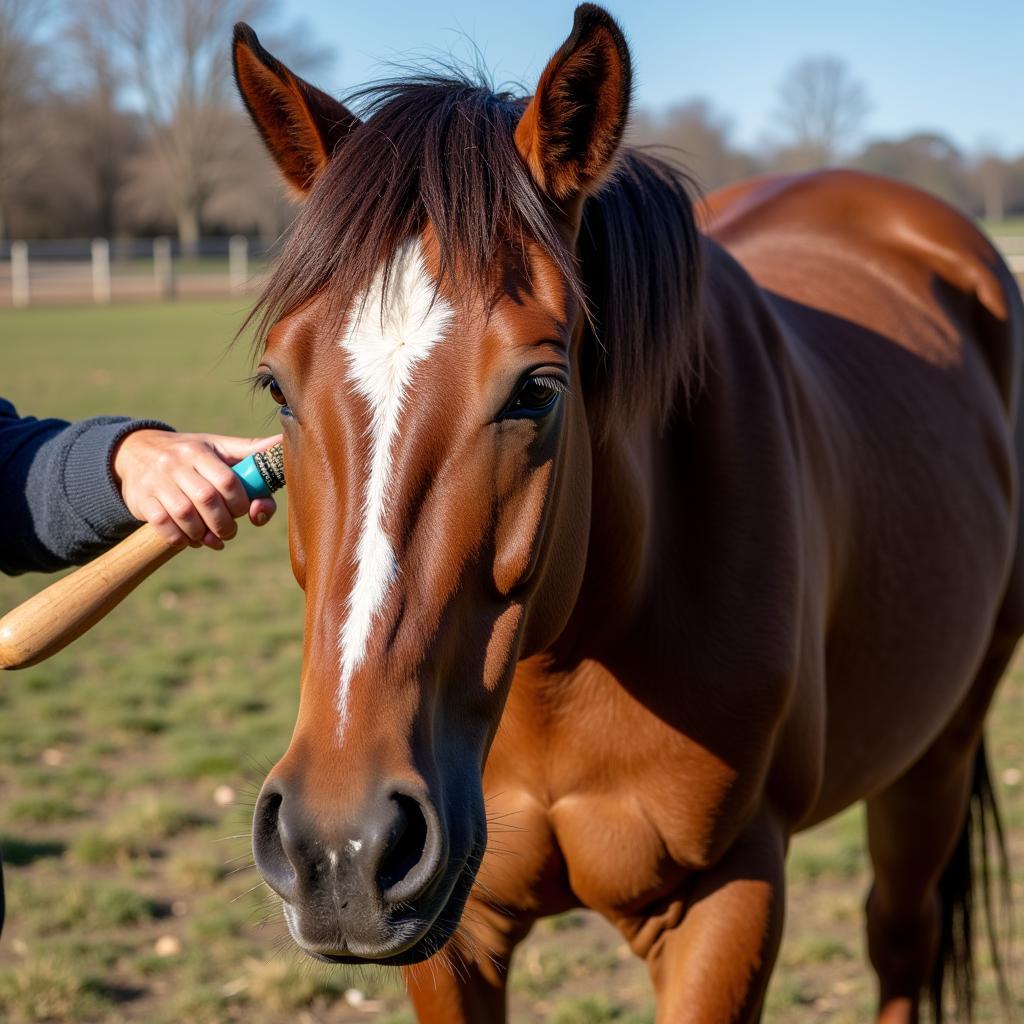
[506,375,565,418]
[267,377,287,407]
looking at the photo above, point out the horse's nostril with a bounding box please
[379,793,429,892]
[253,784,297,900]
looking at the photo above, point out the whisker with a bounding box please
[225,862,258,877]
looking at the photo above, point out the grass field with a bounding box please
[984,217,1024,238]
[1,300,1023,1023]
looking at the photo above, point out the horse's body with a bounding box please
[231,8,1024,1021]
[446,169,1024,1022]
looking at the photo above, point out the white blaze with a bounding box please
[336,239,453,740]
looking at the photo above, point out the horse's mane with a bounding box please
[249,71,704,436]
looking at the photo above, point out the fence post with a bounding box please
[91,238,111,304]
[153,237,175,300]
[11,240,29,308]
[229,235,248,295]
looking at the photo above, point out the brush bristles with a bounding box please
[252,443,286,492]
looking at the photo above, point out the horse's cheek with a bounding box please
[522,404,594,656]
[287,506,307,590]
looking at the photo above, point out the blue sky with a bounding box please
[279,0,1024,155]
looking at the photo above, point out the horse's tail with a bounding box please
[930,736,1013,1021]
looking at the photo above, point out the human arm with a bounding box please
[0,398,279,575]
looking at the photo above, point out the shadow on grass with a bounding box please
[0,834,66,866]
[91,979,149,1005]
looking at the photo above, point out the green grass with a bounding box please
[548,996,632,1024]
[1,300,1023,1022]
[0,300,265,428]
[0,958,115,1023]
[983,216,1024,237]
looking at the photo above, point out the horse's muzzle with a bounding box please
[253,776,451,960]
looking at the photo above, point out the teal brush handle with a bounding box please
[233,442,286,499]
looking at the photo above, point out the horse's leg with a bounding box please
[404,896,532,1023]
[865,632,1017,1024]
[865,756,973,1024]
[641,806,788,1024]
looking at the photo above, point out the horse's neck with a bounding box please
[550,240,795,667]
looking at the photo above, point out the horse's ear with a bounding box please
[515,4,632,206]
[233,23,359,195]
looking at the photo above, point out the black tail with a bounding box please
[930,738,1013,1021]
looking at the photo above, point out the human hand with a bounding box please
[112,430,282,549]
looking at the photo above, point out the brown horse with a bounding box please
[232,6,1024,1022]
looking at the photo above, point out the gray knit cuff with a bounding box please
[62,418,174,542]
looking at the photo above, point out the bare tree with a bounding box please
[630,98,760,191]
[774,56,869,167]
[118,0,263,253]
[62,17,143,236]
[76,0,328,252]
[0,0,52,241]
[856,132,970,211]
[202,117,298,241]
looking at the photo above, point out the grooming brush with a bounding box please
[234,443,286,499]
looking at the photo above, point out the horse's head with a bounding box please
[233,6,634,964]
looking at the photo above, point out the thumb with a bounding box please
[207,433,283,466]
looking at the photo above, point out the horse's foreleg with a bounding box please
[404,896,532,1024]
[642,807,788,1024]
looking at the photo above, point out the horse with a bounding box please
[231,6,1024,1021]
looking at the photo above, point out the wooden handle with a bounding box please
[0,525,180,670]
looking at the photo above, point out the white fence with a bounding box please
[0,236,271,308]
[0,234,1022,310]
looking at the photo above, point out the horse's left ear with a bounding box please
[515,4,632,206]
[233,23,359,195]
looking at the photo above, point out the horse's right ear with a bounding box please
[515,4,632,208]
[233,23,358,195]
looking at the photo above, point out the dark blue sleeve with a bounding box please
[0,397,173,575]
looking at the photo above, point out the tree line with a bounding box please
[2,1,1021,253]
[632,57,1024,223]
[0,0,327,250]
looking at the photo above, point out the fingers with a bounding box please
[248,497,277,527]
[207,433,283,464]
[194,450,250,519]
[119,432,282,548]
[171,467,237,544]
[139,495,190,550]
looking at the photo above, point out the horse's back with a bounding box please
[702,169,1024,820]
[704,169,1022,407]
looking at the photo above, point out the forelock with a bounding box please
[248,73,582,349]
